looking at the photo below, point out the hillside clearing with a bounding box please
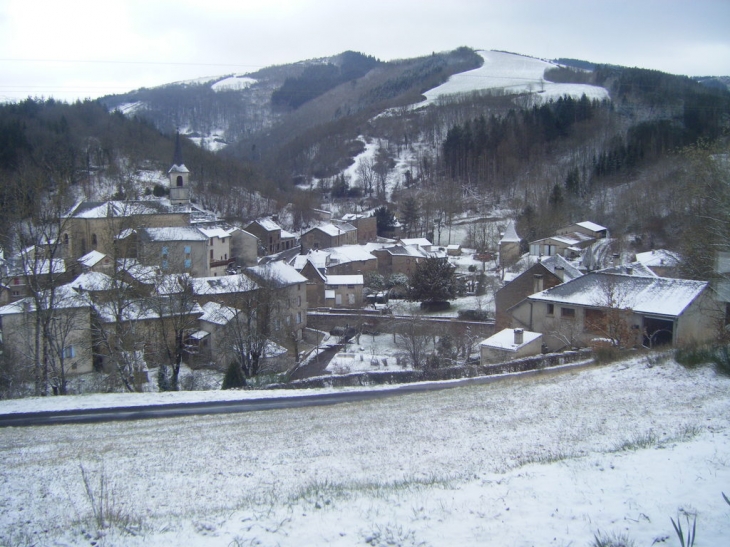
[1,355,729,546]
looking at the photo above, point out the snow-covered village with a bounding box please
[2,2,730,545]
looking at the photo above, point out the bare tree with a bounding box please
[220,274,274,384]
[395,314,433,370]
[149,273,201,391]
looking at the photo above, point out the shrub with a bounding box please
[675,344,714,368]
[713,345,730,377]
[457,309,491,321]
[222,361,245,389]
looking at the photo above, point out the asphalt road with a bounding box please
[0,361,595,428]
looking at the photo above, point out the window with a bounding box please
[297,296,301,306]
[162,260,169,270]
[296,312,302,324]
[91,234,97,247]
[63,233,69,245]
[210,250,214,260]
[63,346,76,359]
[546,304,554,316]
[176,175,183,187]
[184,246,191,254]
[561,307,576,318]
[184,259,192,269]
[162,246,169,257]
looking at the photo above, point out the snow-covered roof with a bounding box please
[189,330,210,340]
[574,221,607,233]
[117,258,158,284]
[481,328,542,351]
[199,301,238,325]
[197,227,229,239]
[377,244,429,258]
[249,218,282,232]
[78,250,107,268]
[326,275,364,286]
[500,221,521,243]
[65,200,182,219]
[189,274,257,296]
[635,249,681,269]
[539,255,583,281]
[599,262,658,278]
[246,262,307,287]
[9,258,67,277]
[168,164,189,174]
[290,250,330,270]
[68,272,126,292]
[398,238,432,248]
[0,285,90,315]
[280,229,296,239]
[529,272,708,317]
[138,226,207,242]
[306,222,356,237]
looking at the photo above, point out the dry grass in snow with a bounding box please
[1,354,729,546]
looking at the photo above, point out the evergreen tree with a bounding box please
[400,197,420,237]
[408,258,457,304]
[373,206,396,236]
[565,167,580,196]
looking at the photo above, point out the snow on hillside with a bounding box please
[211,75,257,92]
[114,101,144,116]
[1,356,729,546]
[421,50,609,106]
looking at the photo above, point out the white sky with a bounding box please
[1,0,729,103]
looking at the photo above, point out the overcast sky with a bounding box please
[1,0,729,103]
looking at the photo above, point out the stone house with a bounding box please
[300,222,358,252]
[0,285,94,377]
[508,272,717,351]
[371,244,429,278]
[495,255,582,329]
[136,226,210,277]
[244,218,297,255]
[480,328,543,364]
[324,274,364,308]
[340,214,377,244]
[245,262,308,346]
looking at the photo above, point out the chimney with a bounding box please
[533,274,544,293]
[612,253,620,267]
[554,266,565,281]
[514,328,524,345]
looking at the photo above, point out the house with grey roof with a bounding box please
[508,271,718,351]
[244,218,297,255]
[495,254,582,329]
[300,222,358,252]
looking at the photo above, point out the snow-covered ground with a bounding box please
[211,75,257,92]
[2,355,729,546]
[422,50,610,106]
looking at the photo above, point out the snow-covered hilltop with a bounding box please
[422,50,609,106]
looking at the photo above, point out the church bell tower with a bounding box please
[168,132,190,205]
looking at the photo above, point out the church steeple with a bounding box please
[168,131,190,205]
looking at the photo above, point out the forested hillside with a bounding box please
[0,98,273,243]
[2,48,729,279]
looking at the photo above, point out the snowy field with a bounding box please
[1,355,729,546]
[422,50,610,106]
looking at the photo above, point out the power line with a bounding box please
[0,57,264,68]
